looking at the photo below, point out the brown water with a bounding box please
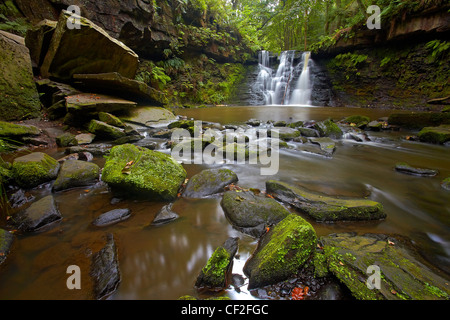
[0,106,449,300]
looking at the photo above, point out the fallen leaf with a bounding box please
[388,240,395,246]
[339,261,344,266]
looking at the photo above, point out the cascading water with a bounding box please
[254,50,314,106]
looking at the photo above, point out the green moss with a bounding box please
[201,246,231,287]
[312,252,329,278]
[345,115,371,125]
[12,152,60,188]
[102,144,186,200]
[418,125,450,144]
[245,214,317,288]
[98,112,125,128]
[0,121,40,137]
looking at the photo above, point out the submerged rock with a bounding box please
[90,233,121,300]
[52,160,100,192]
[92,209,131,227]
[441,177,450,191]
[320,232,450,300]
[151,203,179,226]
[12,195,62,233]
[12,152,60,188]
[0,228,14,266]
[266,180,385,222]
[221,190,290,237]
[195,237,239,291]
[394,163,439,177]
[101,144,186,201]
[309,137,336,156]
[243,214,317,289]
[183,168,238,198]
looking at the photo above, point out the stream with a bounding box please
[0,105,449,300]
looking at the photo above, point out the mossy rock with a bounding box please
[243,214,317,289]
[88,119,126,140]
[314,119,343,139]
[183,168,238,198]
[345,115,371,125]
[12,152,60,188]
[195,237,238,291]
[266,180,385,222]
[101,144,186,201]
[0,121,40,138]
[56,132,78,147]
[418,125,450,144]
[98,112,126,128]
[168,120,195,129]
[52,159,100,192]
[320,233,450,300]
[269,127,301,141]
[394,162,438,177]
[220,189,290,237]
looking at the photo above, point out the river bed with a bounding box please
[0,105,449,300]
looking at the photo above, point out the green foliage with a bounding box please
[426,40,450,61]
[136,61,172,90]
[0,13,30,36]
[332,52,368,78]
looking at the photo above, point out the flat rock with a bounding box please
[320,232,450,300]
[120,106,176,127]
[12,195,62,233]
[266,180,385,222]
[66,93,137,117]
[183,168,238,198]
[73,72,164,105]
[0,121,40,138]
[75,133,96,145]
[309,137,336,156]
[395,163,439,177]
[92,209,131,227]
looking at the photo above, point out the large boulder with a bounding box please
[220,189,291,237]
[101,144,186,201]
[0,121,40,138]
[0,31,41,120]
[320,233,450,300]
[40,10,139,80]
[25,19,58,71]
[120,106,176,127]
[314,119,343,139]
[195,237,239,291]
[266,180,385,222]
[243,214,317,289]
[11,195,62,233]
[52,160,100,192]
[12,152,60,188]
[183,168,238,198]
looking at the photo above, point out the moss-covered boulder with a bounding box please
[314,119,343,139]
[12,152,60,188]
[266,180,385,222]
[40,10,139,80]
[195,237,239,291]
[183,168,238,198]
[269,127,301,141]
[52,160,100,192]
[243,214,317,289]
[11,195,62,233]
[0,31,41,121]
[0,228,14,266]
[88,120,126,141]
[56,132,78,147]
[98,112,126,128]
[221,189,290,237]
[101,144,186,201]
[418,125,450,144]
[344,115,371,127]
[0,121,40,138]
[320,233,450,300]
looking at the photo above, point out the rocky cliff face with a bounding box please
[313,3,450,109]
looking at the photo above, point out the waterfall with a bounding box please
[253,50,313,106]
[290,51,312,105]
